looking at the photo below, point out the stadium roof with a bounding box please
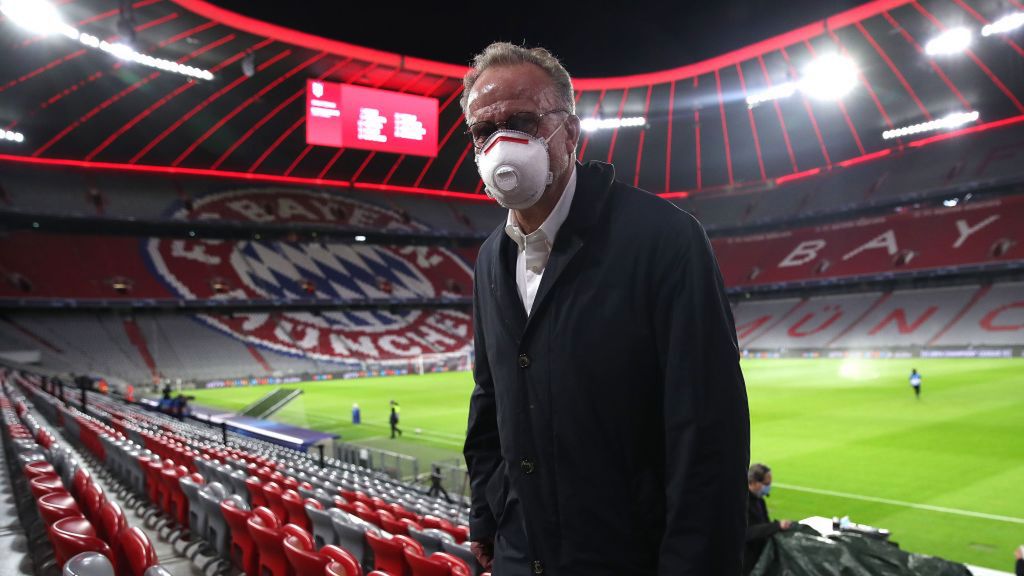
[0,0,1022,200]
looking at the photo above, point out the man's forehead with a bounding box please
[467,64,557,118]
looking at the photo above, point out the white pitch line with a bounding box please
[775,483,1024,525]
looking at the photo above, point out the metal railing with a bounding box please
[335,442,420,482]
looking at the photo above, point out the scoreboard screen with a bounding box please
[306,80,439,157]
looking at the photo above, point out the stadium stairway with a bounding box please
[7,369,487,576]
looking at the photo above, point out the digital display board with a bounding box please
[306,80,439,157]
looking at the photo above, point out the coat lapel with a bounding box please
[488,231,527,338]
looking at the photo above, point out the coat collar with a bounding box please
[489,160,616,338]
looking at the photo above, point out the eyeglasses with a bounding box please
[466,110,569,150]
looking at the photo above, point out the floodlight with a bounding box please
[0,0,64,36]
[799,54,858,101]
[881,110,979,140]
[925,27,972,55]
[982,12,1024,36]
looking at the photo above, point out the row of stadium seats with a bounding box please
[2,192,1019,302]
[0,378,167,575]
[734,281,1024,349]
[8,369,487,575]
[2,279,1018,386]
[2,121,1021,234]
[0,310,472,384]
[0,233,473,301]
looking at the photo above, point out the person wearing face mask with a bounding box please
[744,463,794,575]
[463,42,749,576]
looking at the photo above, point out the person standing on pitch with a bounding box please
[389,401,402,439]
[463,42,749,576]
[909,368,922,399]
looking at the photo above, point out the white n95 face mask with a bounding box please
[474,123,565,210]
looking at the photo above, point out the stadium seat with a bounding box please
[405,551,456,576]
[440,541,482,576]
[197,483,230,558]
[62,551,115,576]
[282,526,329,574]
[408,527,453,556]
[366,530,414,575]
[221,495,257,575]
[245,475,267,507]
[113,526,158,576]
[72,468,92,500]
[322,544,363,576]
[332,518,375,572]
[29,473,66,499]
[227,469,250,501]
[48,516,112,567]
[307,505,341,549]
[82,480,106,524]
[247,506,291,576]
[263,481,287,520]
[282,488,316,529]
[179,473,205,533]
[159,465,189,526]
[97,500,126,543]
[38,491,84,526]
[24,459,57,479]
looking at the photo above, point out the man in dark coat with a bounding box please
[463,42,750,575]
[744,463,793,575]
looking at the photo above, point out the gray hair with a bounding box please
[460,42,576,119]
[748,463,771,484]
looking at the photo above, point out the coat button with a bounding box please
[518,354,530,368]
[520,458,535,475]
[532,560,544,574]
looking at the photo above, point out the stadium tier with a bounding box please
[734,282,1024,350]
[2,192,1021,300]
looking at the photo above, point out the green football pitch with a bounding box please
[187,357,1024,570]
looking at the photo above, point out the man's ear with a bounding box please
[564,114,581,156]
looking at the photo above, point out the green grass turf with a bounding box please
[186,358,1024,570]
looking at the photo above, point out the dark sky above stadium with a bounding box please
[207,0,864,77]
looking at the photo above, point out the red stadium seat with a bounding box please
[381,516,408,535]
[82,479,106,524]
[113,526,158,576]
[282,526,328,575]
[405,552,451,576]
[260,482,285,521]
[158,464,187,523]
[445,526,469,544]
[430,553,471,576]
[365,530,411,576]
[221,496,257,576]
[29,473,66,499]
[282,489,319,530]
[48,516,112,567]
[36,491,83,526]
[246,475,267,508]
[322,544,363,576]
[144,459,163,505]
[23,460,57,479]
[97,500,126,543]
[247,506,290,576]
[73,467,92,500]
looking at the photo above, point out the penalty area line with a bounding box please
[775,483,1024,525]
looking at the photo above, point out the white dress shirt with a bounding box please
[504,166,577,315]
